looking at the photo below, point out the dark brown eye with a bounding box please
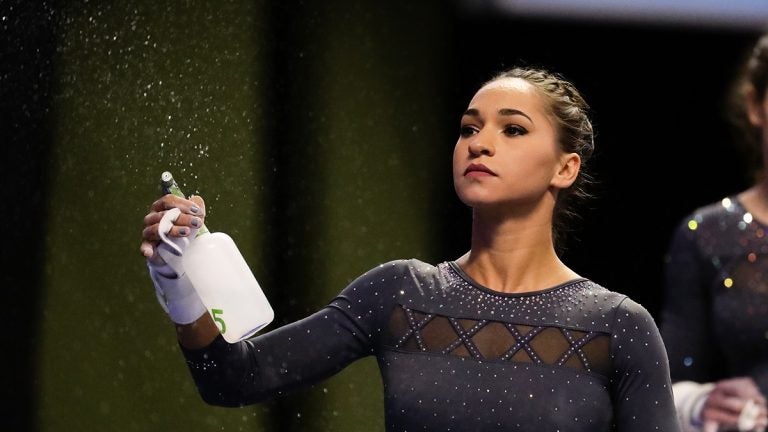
[460,125,478,137]
[504,125,527,137]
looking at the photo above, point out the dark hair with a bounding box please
[727,33,768,182]
[485,66,595,250]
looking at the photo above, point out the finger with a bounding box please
[759,405,768,418]
[142,224,161,245]
[143,210,164,227]
[140,240,154,258]
[150,194,202,216]
[150,194,181,212]
[188,195,206,219]
[144,216,196,242]
[718,377,763,399]
[708,393,750,415]
[142,223,191,243]
[702,405,741,425]
[145,202,203,236]
[757,416,768,429]
[701,409,739,427]
[703,420,718,432]
[140,221,166,258]
[174,211,204,230]
[140,218,196,258]
[144,208,202,231]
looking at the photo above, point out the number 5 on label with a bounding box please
[211,308,227,334]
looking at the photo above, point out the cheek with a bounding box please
[451,141,463,175]
[452,142,472,200]
[508,147,560,188]
[529,137,561,170]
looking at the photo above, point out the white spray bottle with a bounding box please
[159,171,274,342]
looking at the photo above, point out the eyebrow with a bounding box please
[463,108,533,124]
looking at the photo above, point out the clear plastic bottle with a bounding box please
[160,171,274,342]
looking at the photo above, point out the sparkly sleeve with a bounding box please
[660,219,722,382]
[611,297,681,431]
[179,261,403,407]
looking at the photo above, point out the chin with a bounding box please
[455,190,497,209]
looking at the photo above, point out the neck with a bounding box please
[739,179,768,223]
[457,199,579,294]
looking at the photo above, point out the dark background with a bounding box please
[2,1,762,430]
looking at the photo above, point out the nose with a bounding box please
[468,135,494,156]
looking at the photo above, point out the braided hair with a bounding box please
[485,67,596,250]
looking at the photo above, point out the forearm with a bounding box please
[177,312,220,350]
[180,305,372,407]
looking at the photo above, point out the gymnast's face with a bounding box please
[747,86,768,152]
[452,77,573,211]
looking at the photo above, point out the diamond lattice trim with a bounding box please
[386,305,611,376]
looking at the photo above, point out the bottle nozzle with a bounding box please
[161,171,174,184]
[160,171,185,198]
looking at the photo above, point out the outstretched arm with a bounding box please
[177,261,403,407]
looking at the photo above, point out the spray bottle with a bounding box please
[160,171,274,342]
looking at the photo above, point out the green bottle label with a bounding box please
[211,308,227,334]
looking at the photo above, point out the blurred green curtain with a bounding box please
[37,1,449,431]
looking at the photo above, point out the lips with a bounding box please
[464,163,496,176]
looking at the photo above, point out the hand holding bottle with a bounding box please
[140,193,205,261]
[141,193,208,325]
[140,172,274,343]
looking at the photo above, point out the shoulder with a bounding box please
[355,258,439,281]
[613,295,657,326]
[330,259,445,324]
[574,280,659,331]
[573,279,631,310]
[599,290,666,350]
[341,258,440,296]
[675,196,744,233]
[588,280,654,320]
[669,196,746,252]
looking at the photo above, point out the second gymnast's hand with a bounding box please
[701,377,768,432]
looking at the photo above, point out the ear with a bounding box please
[746,86,765,127]
[551,152,581,189]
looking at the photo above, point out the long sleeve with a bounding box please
[660,219,723,383]
[179,262,402,406]
[173,258,685,430]
[612,297,682,431]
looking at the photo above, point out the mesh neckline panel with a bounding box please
[385,305,611,377]
[382,261,612,377]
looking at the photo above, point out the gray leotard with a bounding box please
[183,259,680,431]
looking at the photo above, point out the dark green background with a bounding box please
[2,1,762,430]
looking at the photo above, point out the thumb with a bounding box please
[703,420,719,432]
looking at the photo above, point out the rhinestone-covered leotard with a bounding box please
[661,196,768,393]
[183,259,680,431]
